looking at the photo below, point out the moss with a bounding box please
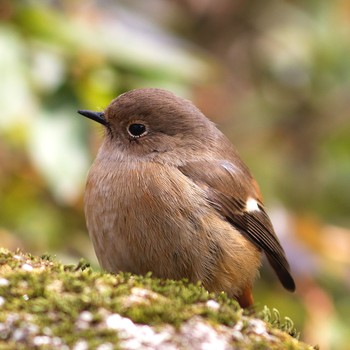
[0,248,314,349]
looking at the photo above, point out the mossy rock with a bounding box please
[0,248,314,349]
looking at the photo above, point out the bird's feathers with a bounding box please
[179,160,296,292]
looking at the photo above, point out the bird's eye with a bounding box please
[127,123,147,138]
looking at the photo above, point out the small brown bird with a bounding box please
[78,88,295,307]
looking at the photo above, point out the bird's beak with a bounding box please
[77,110,107,126]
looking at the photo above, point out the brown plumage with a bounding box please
[78,88,295,307]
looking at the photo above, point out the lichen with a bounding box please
[0,248,314,349]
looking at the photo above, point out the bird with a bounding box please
[78,88,295,308]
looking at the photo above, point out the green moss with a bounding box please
[0,248,314,349]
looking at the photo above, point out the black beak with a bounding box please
[77,110,107,126]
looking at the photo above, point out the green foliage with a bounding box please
[259,306,300,339]
[0,249,313,349]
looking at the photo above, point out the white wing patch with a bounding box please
[246,197,260,212]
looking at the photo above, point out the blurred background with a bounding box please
[0,1,349,348]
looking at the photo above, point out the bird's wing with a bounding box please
[178,160,295,292]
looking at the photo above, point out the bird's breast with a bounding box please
[85,158,207,274]
[84,156,261,297]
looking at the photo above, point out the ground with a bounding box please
[0,248,315,349]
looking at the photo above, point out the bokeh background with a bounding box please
[1,1,349,348]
